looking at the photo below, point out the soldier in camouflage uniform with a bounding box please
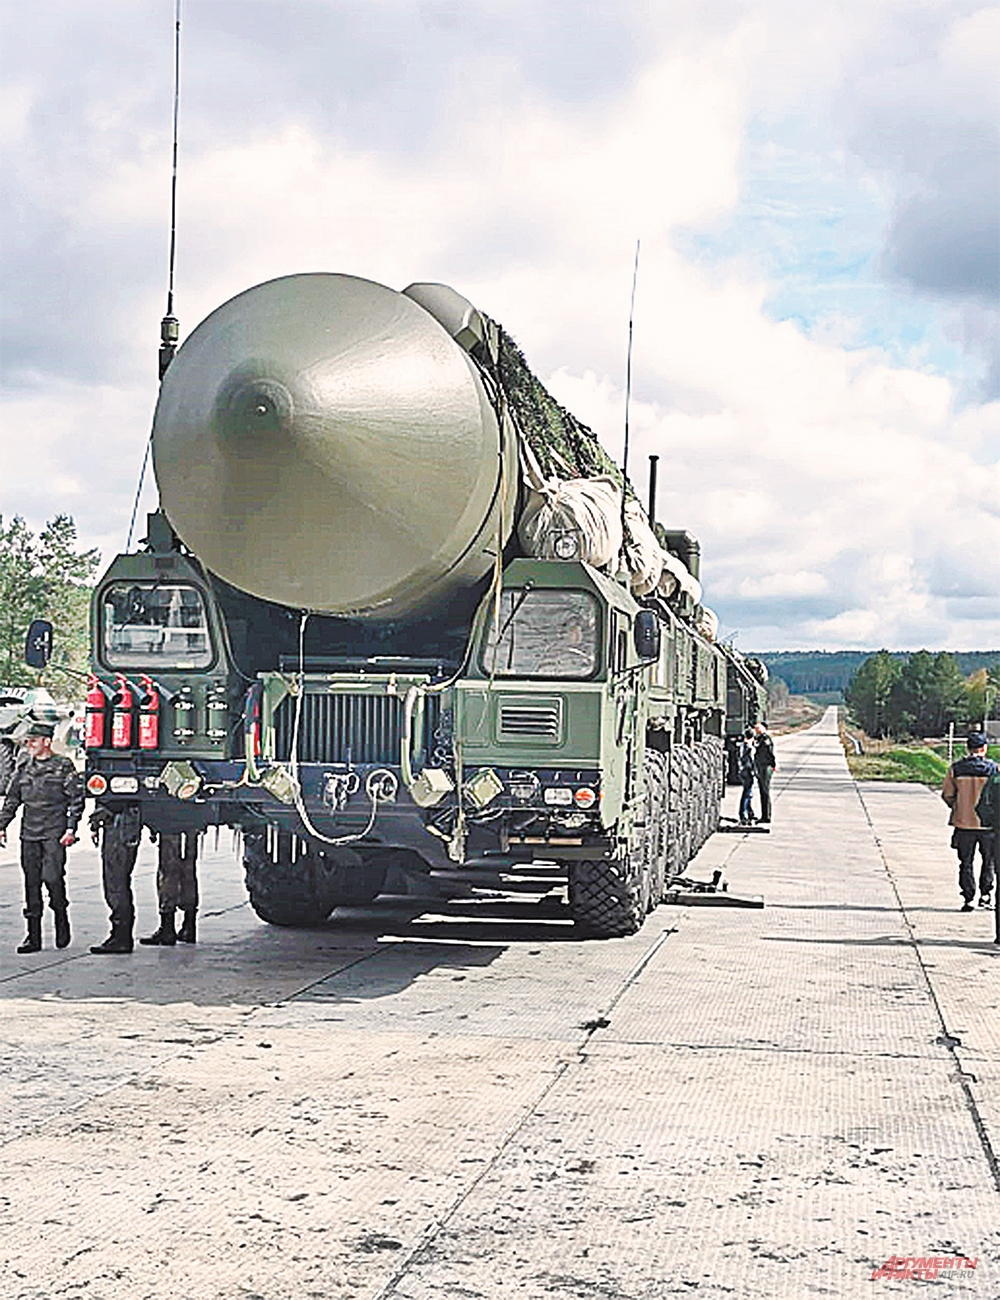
[140,833,199,946]
[0,722,84,953]
[89,805,141,954]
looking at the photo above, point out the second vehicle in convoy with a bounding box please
[78,273,766,940]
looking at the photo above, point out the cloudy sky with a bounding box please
[2,0,998,651]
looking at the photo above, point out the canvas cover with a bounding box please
[518,476,623,568]
[697,607,720,642]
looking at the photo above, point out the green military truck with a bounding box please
[83,273,757,937]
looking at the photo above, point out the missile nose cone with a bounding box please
[216,373,295,445]
[152,273,510,619]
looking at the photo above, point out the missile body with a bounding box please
[153,273,515,620]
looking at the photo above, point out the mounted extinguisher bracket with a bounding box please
[111,674,135,749]
[137,674,160,750]
[84,675,111,749]
[244,682,263,782]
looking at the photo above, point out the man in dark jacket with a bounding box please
[942,731,997,911]
[753,722,777,823]
[0,722,84,952]
[737,728,756,824]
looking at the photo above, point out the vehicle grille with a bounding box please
[498,700,562,740]
[274,692,404,765]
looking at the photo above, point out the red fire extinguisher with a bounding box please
[111,674,134,749]
[137,675,160,750]
[245,682,262,758]
[84,675,108,749]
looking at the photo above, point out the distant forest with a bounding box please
[753,650,1000,697]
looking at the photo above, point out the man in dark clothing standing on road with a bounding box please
[753,722,777,824]
[0,722,84,952]
[737,728,756,824]
[942,731,997,912]
[89,806,141,954]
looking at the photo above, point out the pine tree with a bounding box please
[887,650,968,738]
[0,514,99,697]
[844,651,900,737]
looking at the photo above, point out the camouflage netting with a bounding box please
[497,329,636,498]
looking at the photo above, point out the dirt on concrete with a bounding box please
[2,709,997,1299]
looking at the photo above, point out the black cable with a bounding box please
[618,240,640,570]
[166,0,181,318]
[158,0,182,380]
[125,432,153,552]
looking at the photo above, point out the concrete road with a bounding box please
[1,708,997,1298]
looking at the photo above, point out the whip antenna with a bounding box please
[158,0,182,380]
[129,1,181,551]
[619,240,640,572]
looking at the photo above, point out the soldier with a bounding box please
[89,806,141,954]
[0,722,84,953]
[942,731,997,912]
[140,832,199,946]
[737,727,756,824]
[753,721,778,824]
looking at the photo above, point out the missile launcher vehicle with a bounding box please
[84,272,755,937]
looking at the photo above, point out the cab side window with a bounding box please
[616,621,629,674]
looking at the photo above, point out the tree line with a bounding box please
[0,514,100,697]
[844,649,999,739]
[757,649,1000,695]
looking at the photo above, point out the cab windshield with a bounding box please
[101,582,213,669]
[482,589,599,679]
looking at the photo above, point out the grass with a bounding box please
[847,748,950,786]
[926,740,1000,764]
[841,726,998,788]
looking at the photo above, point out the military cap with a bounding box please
[25,721,55,738]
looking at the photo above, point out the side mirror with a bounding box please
[25,619,53,669]
[634,609,661,661]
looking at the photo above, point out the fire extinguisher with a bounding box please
[244,682,262,780]
[84,675,108,749]
[137,675,160,750]
[111,674,134,749]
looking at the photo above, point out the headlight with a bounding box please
[109,776,139,794]
[543,786,573,806]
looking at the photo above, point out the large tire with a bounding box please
[665,748,685,877]
[568,842,648,938]
[690,745,705,855]
[243,832,386,927]
[645,749,668,908]
[707,737,724,834]
[677,747,693,867]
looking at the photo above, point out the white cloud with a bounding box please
[1,0,997,652]
[737,572,829,599]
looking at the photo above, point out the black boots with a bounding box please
[91,911,196,953]
[17,916,42,954]
[140,911,177,946]
[18,909,70,950]
[54,908,71,949]
[90,924,134,954]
